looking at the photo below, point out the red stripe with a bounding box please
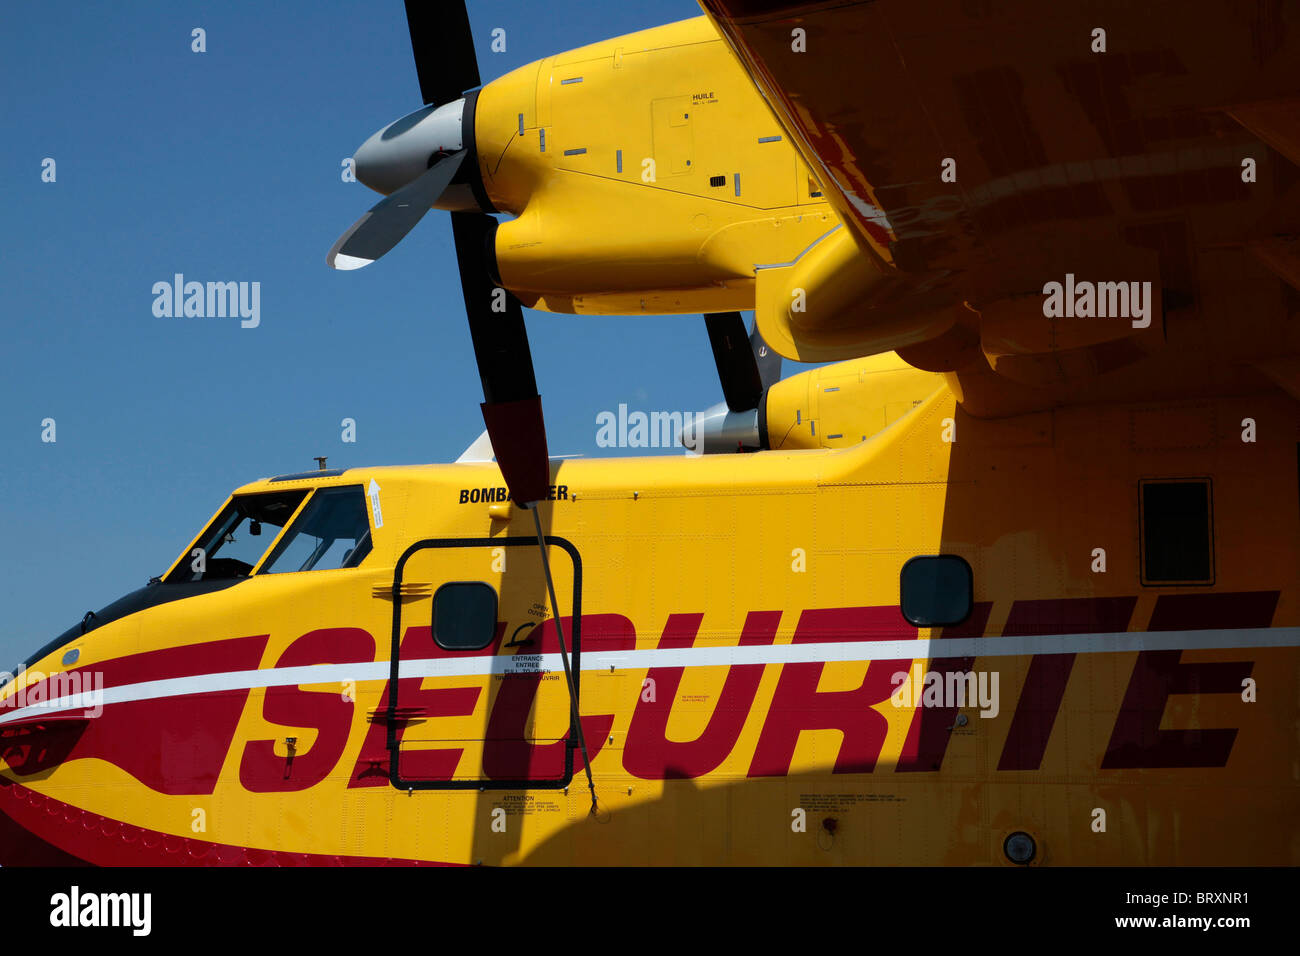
[12,634,271,699]
[3,635,272,795]
[0,779,461,866]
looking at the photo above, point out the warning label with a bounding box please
[494,794,562,816]
[798,793,906,811]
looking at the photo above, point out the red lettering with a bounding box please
[748,607,916,777]
[1103,592,1276,769]
[995,597,1137,771]
[895,602,993,772]
[623,610,780,779]
[240,627,374,792]
[482,614,635,781]
[348,622,502,786]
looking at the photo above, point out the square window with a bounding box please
[900,555,973,627]
[1140,479,1213,585]
[432,582,498,651]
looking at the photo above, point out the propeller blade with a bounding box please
[451,212,551,505]
[705,311,765,412]
[327,150,465,270]
[750,320,783,391]
[405,0,481,107]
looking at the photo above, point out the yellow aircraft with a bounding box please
[2,0,1297,866]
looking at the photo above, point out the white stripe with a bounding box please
[1,626,1296,727]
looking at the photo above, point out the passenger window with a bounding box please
[432,582,498,651]
[1140,479,1213,585]
[900,555,973,627]
[260,486,373,574]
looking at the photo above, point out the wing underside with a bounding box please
[701,0,1300,416]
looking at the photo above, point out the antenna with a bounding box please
[314,456,328,471]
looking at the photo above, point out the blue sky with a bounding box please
[0,0,814,667]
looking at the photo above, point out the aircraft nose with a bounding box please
[354,98,466,196]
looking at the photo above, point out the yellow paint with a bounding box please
[4,378,1296,866]
[474,18,834,314]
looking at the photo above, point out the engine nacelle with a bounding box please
[684,353,945,453]
[761,353,944,450]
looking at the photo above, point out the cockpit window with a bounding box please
[167,490,307,583]
[259,486,373,574]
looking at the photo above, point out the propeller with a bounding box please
[327,150,465,270]
[328,0,550,504]
[451,211,550,504]
[326,0,484,270]
[340,2,593,814]
[705,311,781,412]
[683,312,783,453]
[404,0,480,109]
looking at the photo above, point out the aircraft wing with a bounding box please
[700,0,1300,416]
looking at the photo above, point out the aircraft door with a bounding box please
[385,535,585,790]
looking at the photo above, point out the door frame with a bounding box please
[386,535,583,790]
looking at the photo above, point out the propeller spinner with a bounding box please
[327,0,487,271]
